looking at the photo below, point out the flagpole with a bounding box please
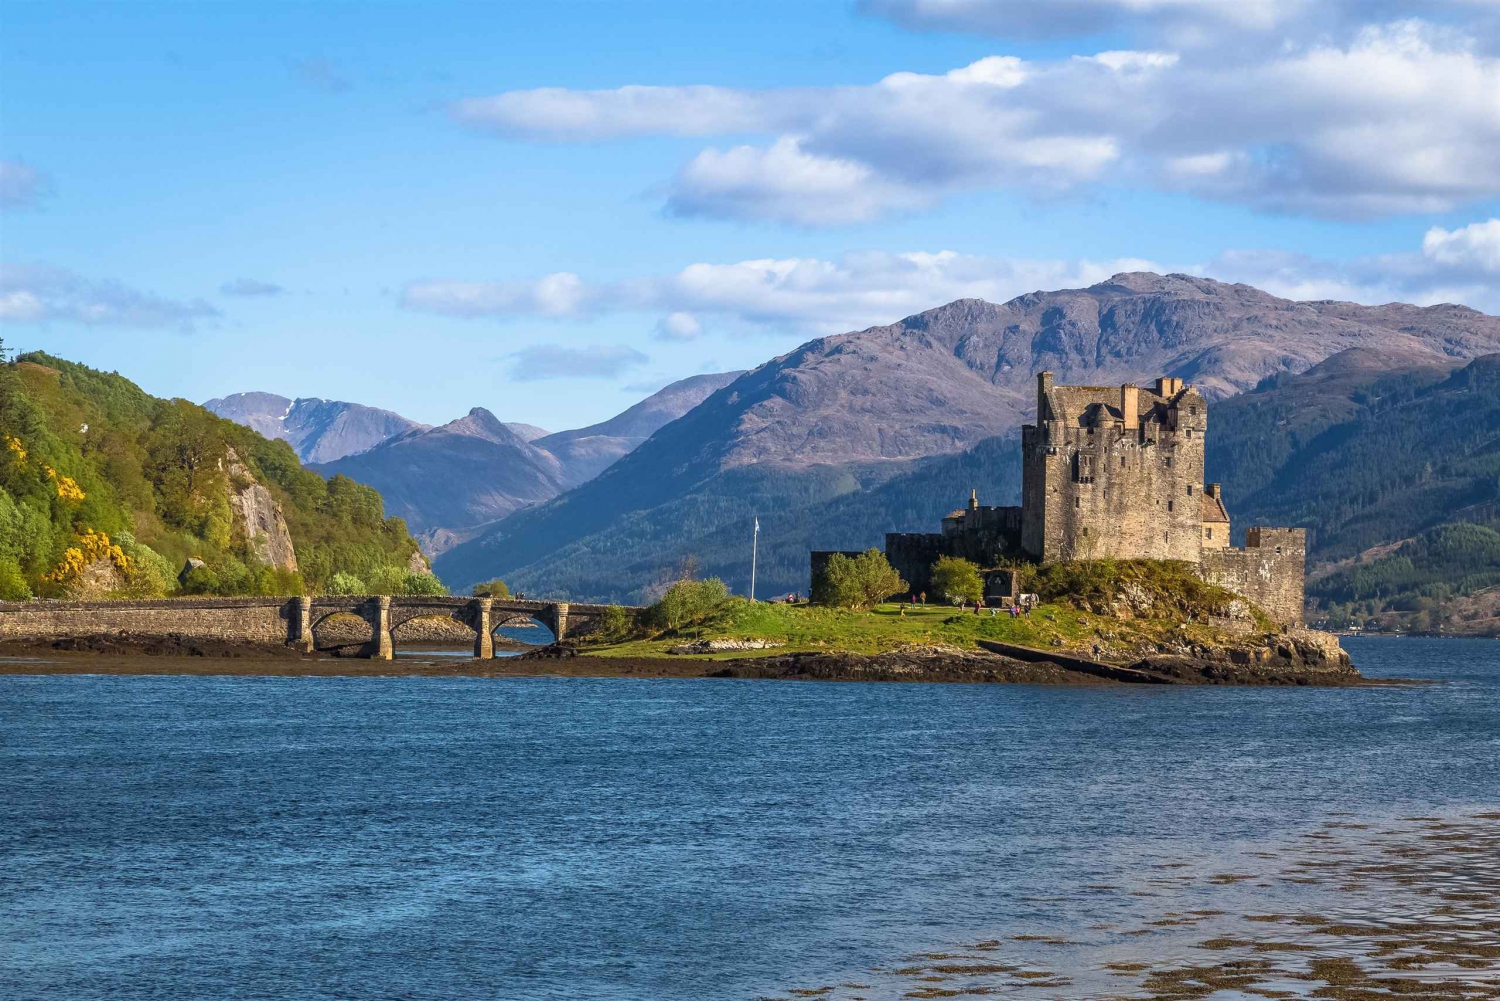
[750,516,759,602]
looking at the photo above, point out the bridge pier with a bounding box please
[472,597,493,659]
[545,601,569,642]
[293,596,314,654]
[362,595,393,660]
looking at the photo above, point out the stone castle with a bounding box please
[816,373,1307,625]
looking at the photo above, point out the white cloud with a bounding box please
[667,137,938,225]
[405,250,1162,334]
[655,312,702,341]
[1422,219,1500,273]
[0,263,221,330]
[507,344,648,381]
[0,160,51,211]
[1199,218,1500,313]
[450,17,1500,224]
[400,273,594,317]
[405,219,1500,336]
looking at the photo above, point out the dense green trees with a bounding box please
[812,549,907,610]
[0,351,432,598]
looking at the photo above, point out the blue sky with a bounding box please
[2,0,1498,429]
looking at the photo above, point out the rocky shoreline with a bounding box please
[0,629,1380,686]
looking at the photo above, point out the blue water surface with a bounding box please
[1,636,1497,1000]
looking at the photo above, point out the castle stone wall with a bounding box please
[1198,528,1307,626]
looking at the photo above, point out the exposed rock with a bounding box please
[1128,627,1359,685]
[223,449,298,571]
[178,557,205,585]
[407,549,431,575]
[66,559,125,599]
[668,637,786,655]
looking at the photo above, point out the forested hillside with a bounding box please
[1203,349,1497,559]
[0,348,430,600]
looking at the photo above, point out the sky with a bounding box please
[2,0,1498,431]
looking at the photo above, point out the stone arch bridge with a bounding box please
[0,595,631,660]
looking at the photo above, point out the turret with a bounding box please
[1037,371,1053,423]
[1120,383,1139,433]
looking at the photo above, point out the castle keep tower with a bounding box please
[1022,373,1208,562]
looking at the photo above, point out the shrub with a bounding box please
[648,577,730,631]
[1021,558,1256,623]
[472,579,510,598]
[599,604,638,641]
[401,572,446,596]
[0,557,32,600]
[179,564,221,595]
[930,555,983,605]
[116,532,177,597]
[325,571,367,595]
[812,549,907,610]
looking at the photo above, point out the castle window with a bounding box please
[1206,527,1213,539]
[1276,545,1283,554]
[1075,497,1080,508]
[1121,456,1126,467]
[1165,456,1173,468]
[1190,405,1197,415]
[1168,500,1174,512]
[1187,485,1193,495]
[1185,429,1193,437]
[1082,527,1089,536]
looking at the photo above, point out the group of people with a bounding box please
[897,592,1030,618]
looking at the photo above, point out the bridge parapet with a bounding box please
[1,595,637,660]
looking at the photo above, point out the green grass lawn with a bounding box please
[582,599,1153,659]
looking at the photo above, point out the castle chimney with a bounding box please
[1037,371,1054,423]
[1206,483,1221,500]
[1120,383,1139,433]
[969,488,979,511]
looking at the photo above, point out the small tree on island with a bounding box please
[472,579,510,598]
[812,549,907,610]
[930,556,983,605]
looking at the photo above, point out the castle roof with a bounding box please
[943,509,968,520]
[1201,492,1230,524]
[1044,385,1181,426]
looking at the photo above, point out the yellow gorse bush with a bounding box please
[42,529,133,584]
[4,435,26,464]
[43,465,86,501]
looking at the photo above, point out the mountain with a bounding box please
[434,275,1500,600]
[537,372,743,486]
[505,423,551,443]
[313,408,566,550]
[203,392,427,464]
[1,353,425,600]
[287,372,742,556]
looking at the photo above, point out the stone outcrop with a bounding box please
[223,449,298,571]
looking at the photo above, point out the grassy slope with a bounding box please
[581,599,1240,662]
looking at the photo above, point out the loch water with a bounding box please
[2,636,1498,1000]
